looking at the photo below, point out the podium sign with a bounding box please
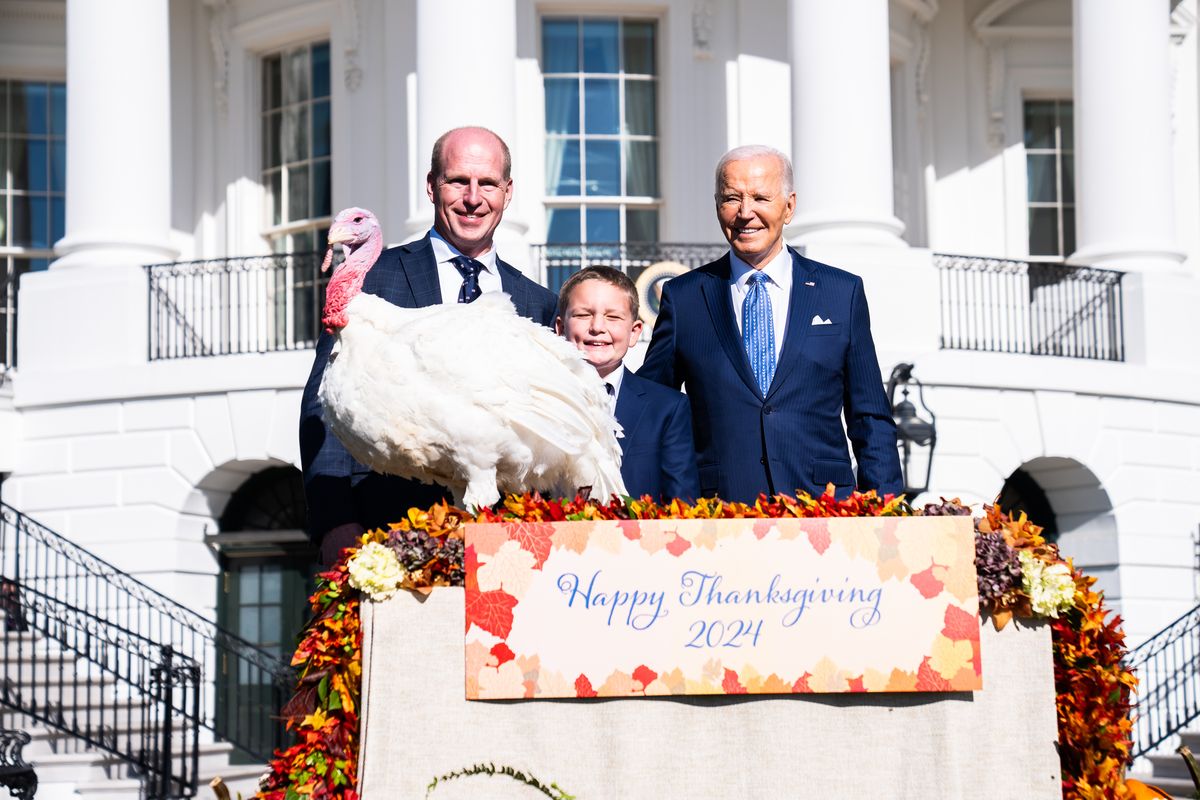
[464,516,981,699]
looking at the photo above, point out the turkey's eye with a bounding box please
[353,216,363,223]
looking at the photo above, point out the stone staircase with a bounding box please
[2,631,266,799]
[1131,730,1200,800]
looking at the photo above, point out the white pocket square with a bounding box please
[811,315,833,326]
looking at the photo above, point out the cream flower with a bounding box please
[1018,550,1076,618]
[346,541,405,601]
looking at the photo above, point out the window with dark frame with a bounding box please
[0,80,66,369]
[261,41,332,255]
[1024,99,1075,260]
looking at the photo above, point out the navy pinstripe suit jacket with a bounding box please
[638,247,902,503]
[299,234,557,541]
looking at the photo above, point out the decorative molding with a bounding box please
[892,0,938,25]
[692,0,714,60]
[204,0,231,117]
[0,1,64,24]
[336,0,362,91]
[984,44,1007,149]
[971,0,1068,150]
[1170,1,1196,44]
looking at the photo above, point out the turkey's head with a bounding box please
[322,207,384,333]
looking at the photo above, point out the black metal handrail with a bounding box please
[531,242,727,294]
[2,583,200,797]
[146,252,328,361]
[0,502,294,769]
[1126,603,1200,757]
[934,254,1125,361]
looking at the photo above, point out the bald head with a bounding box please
[430,127,512,183]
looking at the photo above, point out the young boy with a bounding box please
[556,266,699,501]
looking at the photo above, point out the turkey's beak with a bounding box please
[327,224,356,245]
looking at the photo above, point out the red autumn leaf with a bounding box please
[909,563,945,599]
[575,674,597,698]
[464,544,480,594]
[508,522,555,568]
[806,522,831,554]
[665,533,691,557]
[752,520,774,540]
[914,656,953,692]
[722,668,748,694]
[970,638,982,675]
[490,642,515,666]
[792,672,813,693]
[618,520,642,541]
[464,589,518,638]
[941,604,979,642]
[846,674,867,693]
[632,664,658,689]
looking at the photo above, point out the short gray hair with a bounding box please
[714,145,794,196]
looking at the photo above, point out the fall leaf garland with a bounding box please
[254,490,1134,800]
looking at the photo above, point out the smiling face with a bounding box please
[556,277,643,379]
[426,128,513,258]
[715,154,796,268]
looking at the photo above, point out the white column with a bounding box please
[786,0,905,247]
[1072,0,1182,271]
[53,0,177,269]
[410,0,524,243]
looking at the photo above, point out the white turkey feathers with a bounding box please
[319,290,626,509]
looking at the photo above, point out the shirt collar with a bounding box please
[604,364,626,398]
[429,228,498,274]
[729,245,793,290]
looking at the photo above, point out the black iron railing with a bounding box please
[934,254,1125,361]
[146,252,328,361]
[1127,603,1200,758]
[2,583,200,797]
[531,242,727,294]
[0,502,294,776]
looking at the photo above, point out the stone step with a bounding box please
[1150,747,1200,782]
[73,777,145,800]
[29,750,129,785]
[22,719,198,759]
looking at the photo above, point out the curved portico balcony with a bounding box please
[133,247,1125,365]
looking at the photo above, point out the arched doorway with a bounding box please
[997,457,1118,599]
[211,465,315,763]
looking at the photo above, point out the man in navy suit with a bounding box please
[638,145,902,504]
[300,127,557,563]
[556,267,699,502]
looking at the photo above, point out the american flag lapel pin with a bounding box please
[804,281,815,287]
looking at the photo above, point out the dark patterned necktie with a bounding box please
[452,255,484,303]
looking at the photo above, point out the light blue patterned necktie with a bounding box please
[742,271,776,395]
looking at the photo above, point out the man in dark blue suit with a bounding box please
[557,267,698,502]
[300,127,557,563]
[639,145,902,504]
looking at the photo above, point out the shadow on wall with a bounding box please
[998,455,1119,599]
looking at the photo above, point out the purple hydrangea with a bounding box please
[975,531,1022,602]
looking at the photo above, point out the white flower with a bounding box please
[346,541,405,601]
[1018,550,1076,618]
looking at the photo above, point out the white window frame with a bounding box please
[538,14,663,248]
[1002,66,1073,261]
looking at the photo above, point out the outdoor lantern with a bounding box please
[886,362,937,497]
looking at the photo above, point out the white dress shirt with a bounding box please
[729,246,792,341]
[429,228,503,302]
[603,364,626,414]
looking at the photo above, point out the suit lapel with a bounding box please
[400,236,442,306]
[497,260,530,315]
[701,255,763,399]
[614,372,648,456]
[766,248,819,400]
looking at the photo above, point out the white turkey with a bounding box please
[317,206,626,509]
